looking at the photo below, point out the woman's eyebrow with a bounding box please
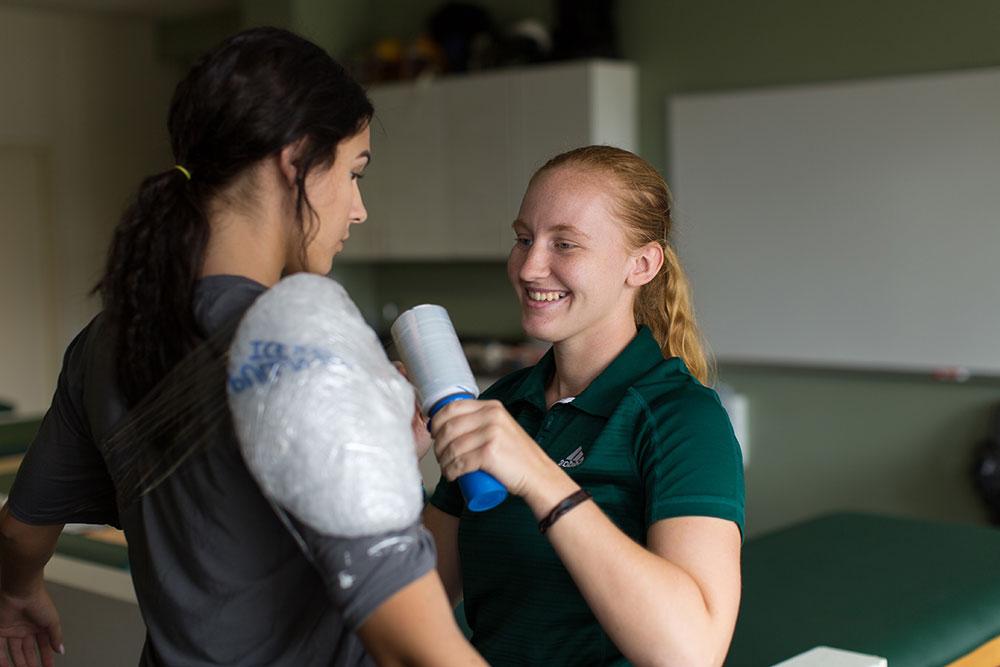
[549,224,591,239]
[511,220,591,239]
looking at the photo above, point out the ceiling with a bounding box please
[1,0,237,18]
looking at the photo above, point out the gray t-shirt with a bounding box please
[8,275,435,666]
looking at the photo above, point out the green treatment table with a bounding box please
[727,512,1000,667]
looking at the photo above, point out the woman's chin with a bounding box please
[521,316,560,343]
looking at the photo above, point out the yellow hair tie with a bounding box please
[173,164,192,181]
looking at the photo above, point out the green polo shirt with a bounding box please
[430,326,745,666]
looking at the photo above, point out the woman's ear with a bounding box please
[626,242,665,288]
[277,139,306,188]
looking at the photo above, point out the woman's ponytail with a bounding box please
[97,168,209,405]
[635,245,713,386]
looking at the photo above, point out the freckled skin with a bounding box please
[508,167,638,351]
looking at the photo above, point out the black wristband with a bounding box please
[538,489,592,534]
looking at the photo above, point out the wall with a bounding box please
[620,0,1000,173]
[0,5,180,413]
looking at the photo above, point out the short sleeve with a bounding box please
[428,476,464,517]
[291,518,437,629]
[7,324,119,527]
[635,385,745,538]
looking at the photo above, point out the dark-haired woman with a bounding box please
[0,28,483,667]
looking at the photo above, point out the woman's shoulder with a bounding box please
[629,357,731,431]
[193,274,268,336]
[628,361,743,485]
[633,355,719,400]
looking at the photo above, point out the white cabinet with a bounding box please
[343,59,637,261]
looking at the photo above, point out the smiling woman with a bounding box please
[425,145,744,666]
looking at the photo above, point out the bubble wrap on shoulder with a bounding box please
[227,274,422,537]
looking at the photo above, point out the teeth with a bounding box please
[527,290,567,302]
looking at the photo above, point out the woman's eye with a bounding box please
[514,237,532,247]
[351,172,364,181]
[555,241,576,250]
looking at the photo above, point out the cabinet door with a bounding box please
[344,84,449,259]
[441,71,515,258]
[346,61,636,261]
[504,65,592,256]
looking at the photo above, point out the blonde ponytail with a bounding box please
[535,145,715,385]
[635,245,714,386]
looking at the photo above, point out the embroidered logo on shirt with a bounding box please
[558,446,585,468]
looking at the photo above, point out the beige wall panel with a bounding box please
[0,147,54,414]
[0,6,179,416]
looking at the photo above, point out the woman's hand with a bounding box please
[430,399,573,505]
[392,362,433,460]
[0,583,63,667]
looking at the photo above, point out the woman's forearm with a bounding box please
[358,570,484,667]
[0,504,62,597]
[523,470,736,667]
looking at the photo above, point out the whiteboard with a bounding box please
[668,68,1000,374]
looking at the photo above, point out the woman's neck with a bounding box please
[200,160,293,286]
[201,203,291,288]
[545,321,638,408]
[200,211,284,286]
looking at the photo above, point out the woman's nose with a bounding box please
[517,245,549,281]
[351,184,367,224]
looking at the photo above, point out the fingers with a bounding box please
[35,636,52,667]
[44,621,63,659]
[19,636,39,667]
[432,400,508,472]
[8,636,27,667]
[432,412,483,460]
[437,429,493,477]
[411,400,428,427]
[430,399,503,441]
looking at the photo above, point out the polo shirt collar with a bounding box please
[507,347,555,413]
[507,326,665,418]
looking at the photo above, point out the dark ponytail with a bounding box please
[95,27,373,406]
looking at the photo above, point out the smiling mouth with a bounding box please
[526,289,569,302]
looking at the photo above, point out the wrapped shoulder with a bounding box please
[227,274,423,538]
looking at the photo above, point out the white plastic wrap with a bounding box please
[227,273,422,537]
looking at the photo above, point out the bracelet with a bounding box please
[538,489,592,534]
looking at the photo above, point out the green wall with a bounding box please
[161,1,1000,535]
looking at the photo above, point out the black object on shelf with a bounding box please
[552,0,620,60]
[428,2,498,73]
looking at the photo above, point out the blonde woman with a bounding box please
[425,146,744,666]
